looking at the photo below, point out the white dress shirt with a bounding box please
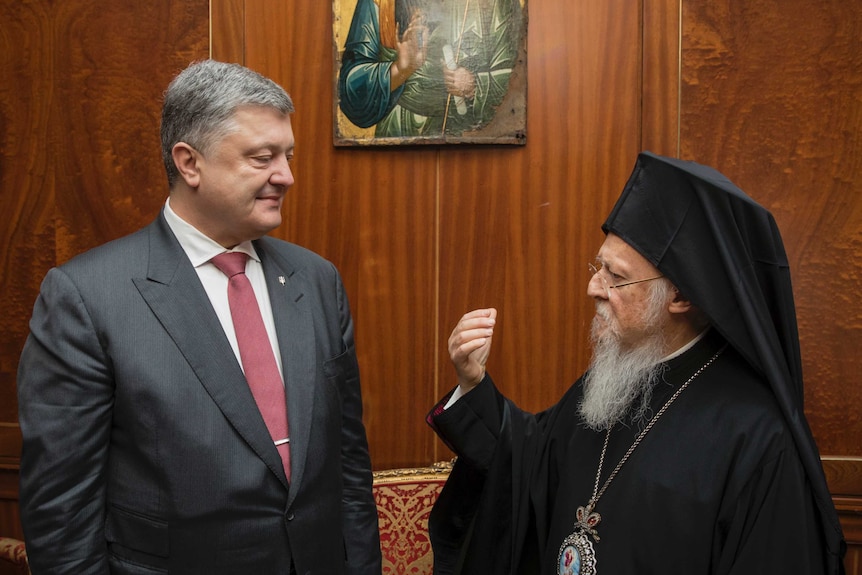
[162,198,284,379]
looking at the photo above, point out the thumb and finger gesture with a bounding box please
[448,308,497,390]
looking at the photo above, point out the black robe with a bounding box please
[429,330,829,574]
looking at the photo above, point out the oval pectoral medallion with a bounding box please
[557,530,597,575]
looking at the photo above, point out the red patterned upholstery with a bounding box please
[1,464,451,575]
[373,461,453,575]
[0,537,29,574]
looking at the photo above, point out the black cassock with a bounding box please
[429,329,828,574]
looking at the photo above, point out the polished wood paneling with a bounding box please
[1,423,22,571]
[642,0,681,157]
[0,0,209,543]
[239,0,441,468]
[0,0,209,420]
[824,458,862,573]
[439,0,643,419]
[235,0,646,466]
[2,1,860,571]
[0,489,24,540]
[680,3,862,570]
[50,2,209,261]
[679,0,862,457]
[0,1,57,425]
[211,0,244,64]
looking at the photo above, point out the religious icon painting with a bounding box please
[332,0,527,146]
[557,531,597,575]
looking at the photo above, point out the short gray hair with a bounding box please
[160,60,295,188]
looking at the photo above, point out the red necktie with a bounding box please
[211,252,290,480]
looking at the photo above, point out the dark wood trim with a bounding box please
[823,457,862,496]
[0,426,20,471]
[824,457,862,545]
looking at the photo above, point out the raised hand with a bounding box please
[448,308,497,391]
[391,12,429,90]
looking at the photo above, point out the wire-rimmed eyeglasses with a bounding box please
[588,262,664,298]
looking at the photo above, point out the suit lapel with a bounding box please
[133,216,289,488]
[256,239,317,506]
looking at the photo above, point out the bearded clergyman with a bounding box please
[426,152,846,574]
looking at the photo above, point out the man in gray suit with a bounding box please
[17,60,381,574]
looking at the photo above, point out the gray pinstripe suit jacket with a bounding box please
[17,212,381,574]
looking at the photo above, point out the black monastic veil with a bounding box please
[427,152,846,574]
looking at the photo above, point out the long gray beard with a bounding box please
[578,309,668,431]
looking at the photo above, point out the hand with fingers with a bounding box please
[448,308,497,392]
[391,11,429,90]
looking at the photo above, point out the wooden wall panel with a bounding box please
[239,0,441,468]
[1,423,24,542]
[642,0,681,156]
[439,0,643,419]
[0,0,209,543]
[0,0,209,412]
[211,0,862,494]
[236,0,646,466]
[211,0,245,64]
[680,2,862,570]
[824,457,862,574]
[0,0,55,544]
[0,1,57,426]
[51,2,209,262]
[2,0,859,570]
[679,0,862,458]
[351,151,439,467]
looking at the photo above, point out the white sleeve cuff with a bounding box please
[443,385,468,410]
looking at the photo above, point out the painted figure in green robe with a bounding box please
[338,0,522,138]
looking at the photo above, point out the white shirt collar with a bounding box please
[163,197,259,267]
[661,328,710,363]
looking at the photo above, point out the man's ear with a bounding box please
[172,142,201,188]
[668,288,693,315]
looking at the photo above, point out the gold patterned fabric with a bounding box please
[0,462,451,575]
[373,461,453,575]
[0,537,29,574]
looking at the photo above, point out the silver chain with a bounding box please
[589,344,727,507]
